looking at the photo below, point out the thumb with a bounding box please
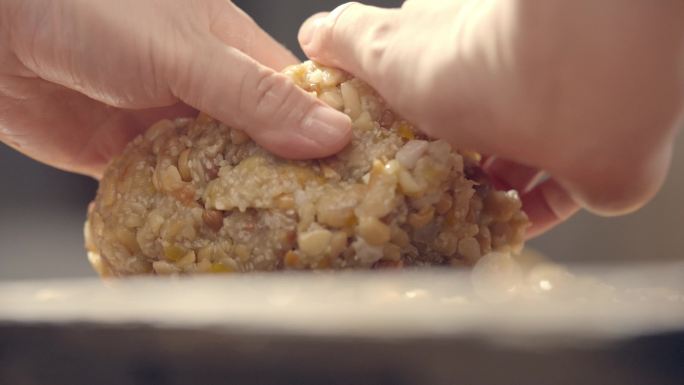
[298,3,401,90]
[169,38,352,159]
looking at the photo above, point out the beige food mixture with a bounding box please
[84,61,529,277]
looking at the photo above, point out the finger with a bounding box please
[521,178,580,238]
[169,38,351,159]
[210,2,299,70]
[298,3,400,83]
[0,76,196,178]
[71,102,197,178]
[483,157,544,193]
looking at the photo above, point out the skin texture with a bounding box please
[0,0,352,178]
[298,0,684,237]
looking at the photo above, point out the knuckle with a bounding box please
[361,19,393,68]
[169,61,195,103]
[248,69,302,122]
[169,48,208,108]
[249,69,283,113]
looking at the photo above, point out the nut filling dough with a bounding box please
[85,61,529,276]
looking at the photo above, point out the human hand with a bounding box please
[299,0,684,237]
[0,0,351,178]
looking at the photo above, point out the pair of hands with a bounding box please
[0,0,352,175]
[1,0,683,237]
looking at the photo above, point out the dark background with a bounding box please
[1,0,682,281]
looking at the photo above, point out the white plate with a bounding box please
[1,260,683,385]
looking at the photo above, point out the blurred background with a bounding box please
[1,0,682,281]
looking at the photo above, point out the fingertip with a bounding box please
[298,2,359,61]
[298,12,329,49]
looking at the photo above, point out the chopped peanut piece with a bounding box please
[298,229,332,258]
[357,217,391,246]
[202,209,223,232]
[408,206,435,229]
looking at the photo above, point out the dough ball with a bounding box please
[84,62,529,276]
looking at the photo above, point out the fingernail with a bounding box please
[301,105,352,147]
[299,13,327,48]
[543,179,580,220]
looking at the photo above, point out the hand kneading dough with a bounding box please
[84,61,529,276]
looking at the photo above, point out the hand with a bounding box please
[0,0,351,178]
[298,0,684,237]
